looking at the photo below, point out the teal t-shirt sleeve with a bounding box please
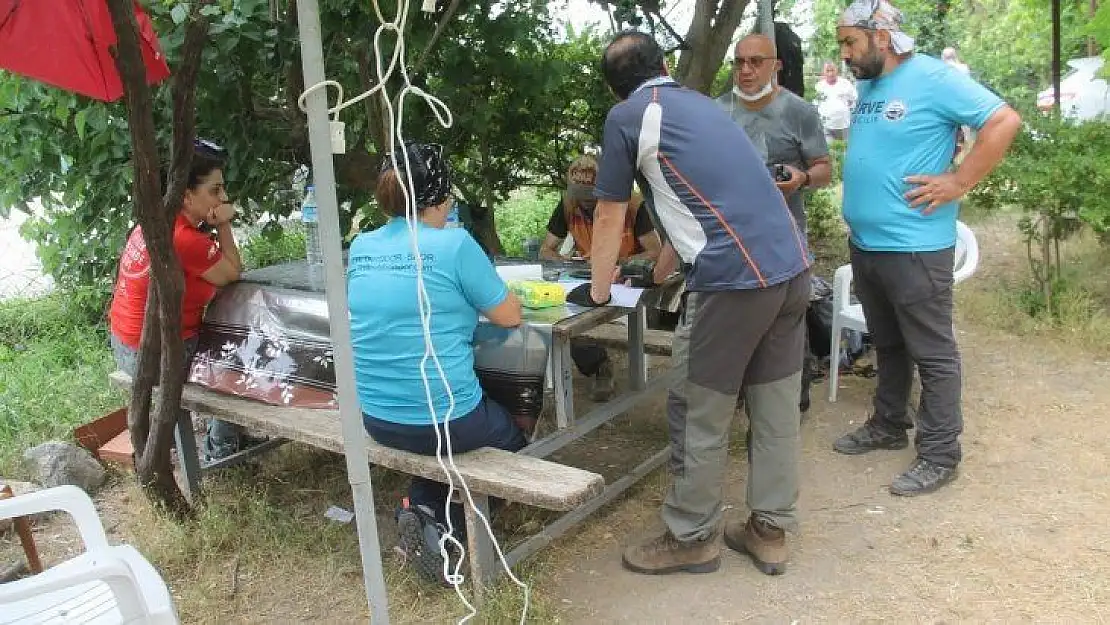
[934,67,1006,130]
[455,233,508,311]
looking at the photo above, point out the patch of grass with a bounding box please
[0,294,124,476]
[117,444,562,623]
[957,227,1110,354]
[240,221,308,270]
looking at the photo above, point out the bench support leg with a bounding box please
[552,336,575,428]
[628,306,648,392]
[174,410,203,502]
[465,494,497,606]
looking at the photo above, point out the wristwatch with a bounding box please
[801,170,812,188]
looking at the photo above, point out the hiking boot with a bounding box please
[590,359,615,402]
[890,458,958,496]
[621,530,720,575]
[833,423,909,455]
[723,516,788,576]
[396,500,451,586]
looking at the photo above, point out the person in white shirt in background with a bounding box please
[942,47,970,74]
[814,61,858,141]
[942,47,975,151]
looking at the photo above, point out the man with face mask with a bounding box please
[540,154,662,400]
[719,35,832,417]
[832,0,1020,496]
[541,154,660,264]
[717,34,832,237]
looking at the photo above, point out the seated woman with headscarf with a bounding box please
[347,142,526,584]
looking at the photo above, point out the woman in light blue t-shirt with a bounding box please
[347,142,524,584]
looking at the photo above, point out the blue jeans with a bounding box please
[364,396,527,531]
[110,334,244,460]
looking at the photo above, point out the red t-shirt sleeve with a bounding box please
[175,228,223,277]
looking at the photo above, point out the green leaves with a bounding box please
[0,0,615,289]
[170,4,188,24]
[74,110,88,140]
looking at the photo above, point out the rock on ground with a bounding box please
[22,441,106,493]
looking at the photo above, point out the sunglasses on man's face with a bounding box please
[733,56,773,70]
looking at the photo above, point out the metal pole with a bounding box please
[759,0,775,41]
[294,0,391,622]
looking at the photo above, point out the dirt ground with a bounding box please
[551,217,1110,623]
[4,217,1110,623]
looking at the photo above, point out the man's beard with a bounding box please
[848,46,885,80]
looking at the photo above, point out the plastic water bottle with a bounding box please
[301,185,323,289]
[302,185,322,264]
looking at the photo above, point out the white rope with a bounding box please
[299,3,530,623]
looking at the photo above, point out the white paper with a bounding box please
[559,279,645,308]
[496,264,542,282]
[324,505,355,524]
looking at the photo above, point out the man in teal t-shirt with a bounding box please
[831,0,1021,496]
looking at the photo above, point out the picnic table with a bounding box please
[112,258,685,597]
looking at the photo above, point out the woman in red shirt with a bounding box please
[108,139,248,461]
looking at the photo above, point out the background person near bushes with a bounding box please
[540,154,662,401]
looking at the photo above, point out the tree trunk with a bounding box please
[477,138,503,255]
[1042,214,1053,316]
[105,0,212,516]
[675,0,751,94]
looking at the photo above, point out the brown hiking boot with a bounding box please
[724,516,787,576]
[621,531,720,575]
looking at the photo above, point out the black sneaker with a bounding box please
[890,459,957,496]
[833,423,909,455]
[395,500,451,586]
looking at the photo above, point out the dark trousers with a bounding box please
[571,342,608,377]
[850,243,962,467]
[364,396,527,531]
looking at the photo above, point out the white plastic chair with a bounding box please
[827,221,980,402]
[0,485,179,625]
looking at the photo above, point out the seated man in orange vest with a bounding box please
[540,154,662,401]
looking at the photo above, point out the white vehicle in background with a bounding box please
[1036,56,1109,121]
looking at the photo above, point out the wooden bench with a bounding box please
[109,371,606,595]
[580,323,674,357]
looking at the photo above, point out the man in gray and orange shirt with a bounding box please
[570,30,811,577]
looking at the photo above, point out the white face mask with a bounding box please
[734,80,775,102]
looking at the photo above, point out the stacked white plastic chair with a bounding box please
[827,220,980,402]
[0,485,179,624]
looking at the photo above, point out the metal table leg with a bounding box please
[552,335,575,428]
[174,410,203,502]
[627,306,648,391]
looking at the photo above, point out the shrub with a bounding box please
[978,109,1110,316]
[805,187,844,243]
[496,189,558,257]
[241,221,307,270]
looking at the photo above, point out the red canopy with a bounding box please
[0,0,170,102]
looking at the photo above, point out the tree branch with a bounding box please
[411,0,465,76]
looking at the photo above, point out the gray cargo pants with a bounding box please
[850,244,963,467]
[662,271,809,541]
